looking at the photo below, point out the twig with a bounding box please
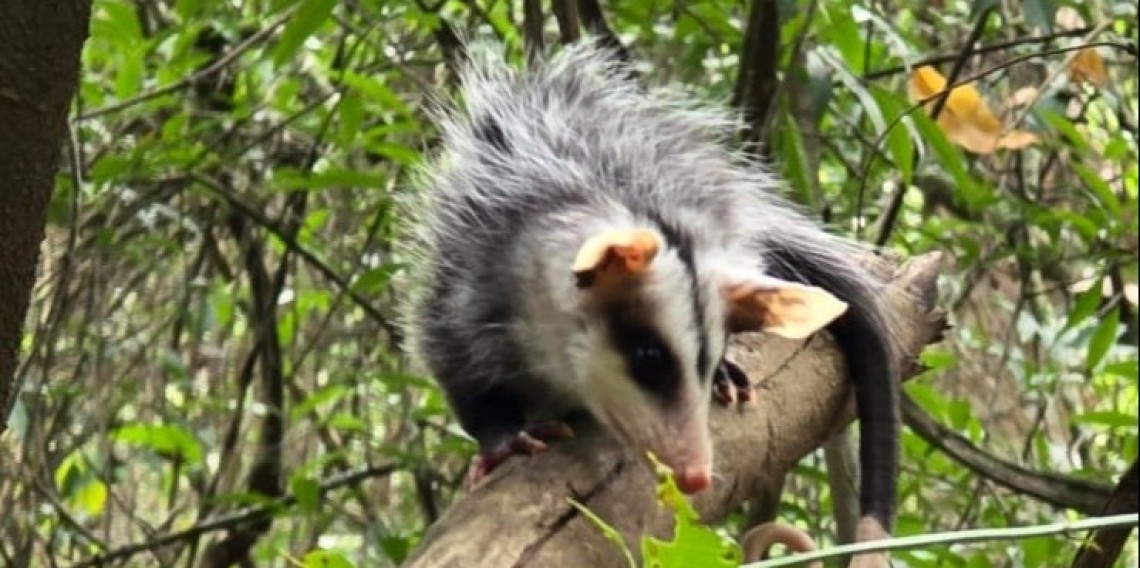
[864,27,1095,80]
[73,7,298,121]
[867,5,993,245]
[748,513,1140,568]
[67,464,397,568]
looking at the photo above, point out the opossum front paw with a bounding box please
[713,358,754,406]
[466,422,576,488]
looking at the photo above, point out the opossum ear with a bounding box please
[572,229,661,289]
[723,275,848,338]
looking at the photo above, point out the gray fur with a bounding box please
[395,39,904,526]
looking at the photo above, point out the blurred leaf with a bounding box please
[870,86,917,183]
[274,168,388,192]
[1072,162,1122,216]
[1071,411,1139,429]
[908,66,1039,154]
[378,535,413,564]
[273,0,338,66]
[640,454,741,568]
[351,263,403,294]
[302,550,355,568]
[328,413,367,432]
[290,384,349,421]
[291,475,321,513]
[1070,48,1109,86]
[112,423,204,466]
[74,480,108,517]
[1087,307,1121,370]
[1065,282,1104,331]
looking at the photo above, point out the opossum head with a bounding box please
[569,228,848,494]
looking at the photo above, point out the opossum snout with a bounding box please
[674,466,712,494]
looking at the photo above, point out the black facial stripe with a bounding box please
[644,212,712,382]
[605,302,683,401]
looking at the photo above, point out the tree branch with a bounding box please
[402,252,947,567]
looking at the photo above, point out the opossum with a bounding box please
[398,39,902,539]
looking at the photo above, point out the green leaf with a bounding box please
[1103,359,1139,381]
[780,114,814,207]
[350,263,402,294]
[112,423,204,466]
[291,384,349,421]
[819,5,865,73]
[870,86,917,184]
[273,168,387,192]
[640,454,741,568]
[291,475,321,513]
[1071,411,1139,430]
[339,89,365,145]
[341,72,413,116]
[301,549,355,568]
[1087,307,1121,370]
[272,0,338,67]
[908,110,986,210]
[1065,282,1103,332]
[74,480,108,517]
[1072,162,1123,216]
[378,535,412,564]
[919,347,958,371]
[328,413,367,432]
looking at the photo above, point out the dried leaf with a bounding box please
[1070,48,1109,87]
[908,66,1039,154]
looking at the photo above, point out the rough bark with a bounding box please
[0,1,94,433]
[402,252,947,568]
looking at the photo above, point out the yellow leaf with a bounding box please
[1070,48,1108,87]
[908,66,1039,154]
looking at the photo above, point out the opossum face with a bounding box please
[570,229,848,494]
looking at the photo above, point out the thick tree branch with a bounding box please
[402,252,947,567]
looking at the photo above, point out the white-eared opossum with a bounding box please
[399,39,902,539]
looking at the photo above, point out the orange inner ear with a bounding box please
[572,229,661,288]
[726,282,848,338]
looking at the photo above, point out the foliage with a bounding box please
[1,0,1137,566]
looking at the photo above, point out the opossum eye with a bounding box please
[625,339,675,386]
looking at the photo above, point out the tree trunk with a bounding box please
[402,252,947,567]
[0,0,94,432]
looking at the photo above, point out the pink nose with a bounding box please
[675,468,712,494]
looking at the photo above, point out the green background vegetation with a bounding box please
[1,0,1136,566]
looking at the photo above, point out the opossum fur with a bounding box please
[396,39,903,533]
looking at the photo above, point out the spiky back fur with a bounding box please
[395,38,904,528]
[398,40,901,366]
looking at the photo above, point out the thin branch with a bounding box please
[73,6,298,121]
[749,514,1140,568]
[187,172,402,343]
[67,465,397,568]
[869,5,994,246]
[864,27,1096,80]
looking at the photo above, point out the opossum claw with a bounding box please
[713,358,754,406]
[467,421,576,488]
